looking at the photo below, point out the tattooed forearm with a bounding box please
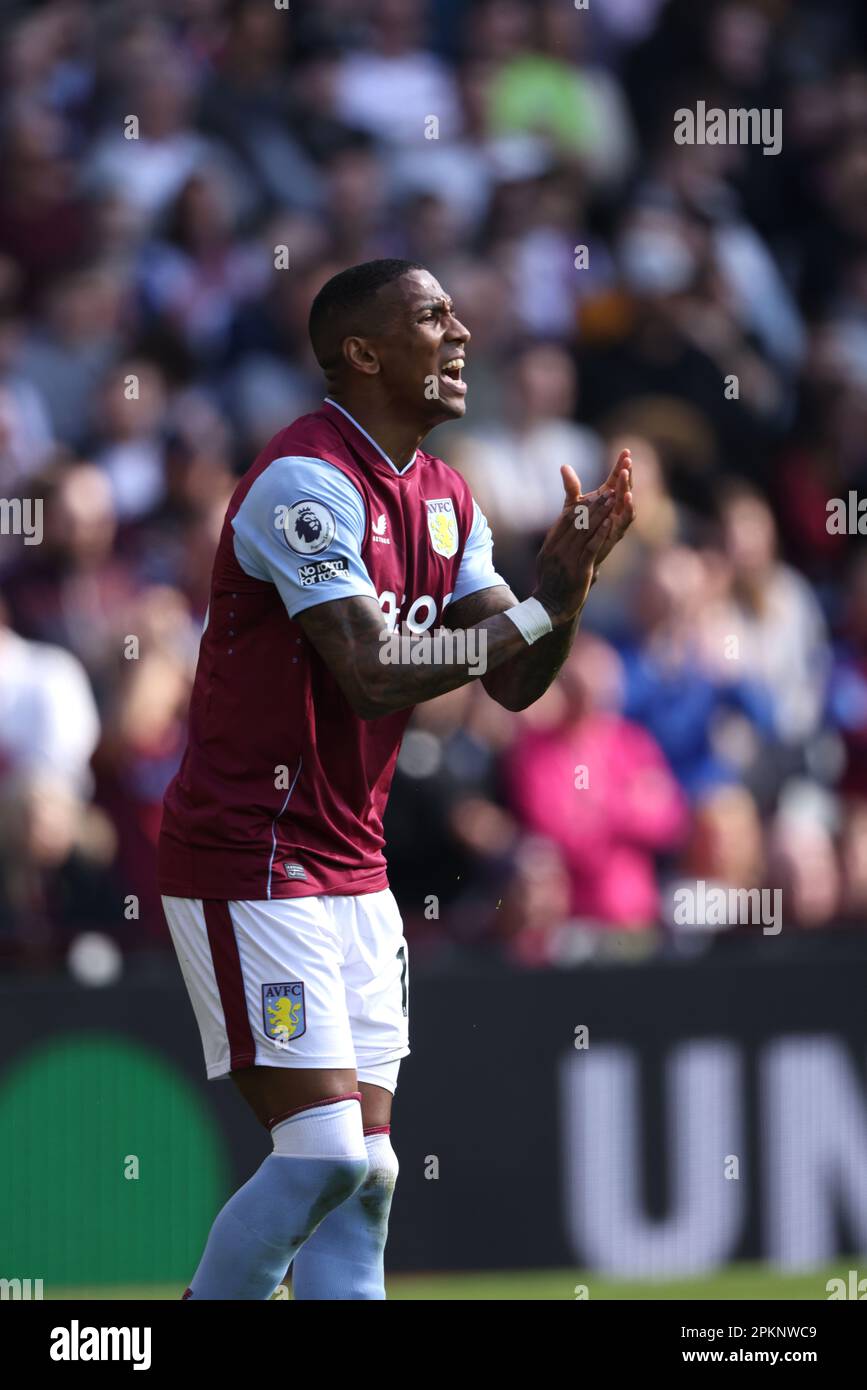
[494,613,580,709]
[534,558,578,626]
[446,586,582,711]
[298,592,532,719]
[296,463,633,720]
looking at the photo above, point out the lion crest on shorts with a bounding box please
[262,981,307,1044]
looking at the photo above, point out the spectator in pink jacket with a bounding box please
[506,633,688,929]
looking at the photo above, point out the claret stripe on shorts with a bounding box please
[202,900,256,1070]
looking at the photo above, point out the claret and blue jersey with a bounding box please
[158,398,504,902]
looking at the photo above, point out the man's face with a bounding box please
[369,270,471,423]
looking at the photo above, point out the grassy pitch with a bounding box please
[46,1261,855,1301]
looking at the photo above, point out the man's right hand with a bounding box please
[532,465,615,624]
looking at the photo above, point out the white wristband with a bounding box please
[503,596,554,645]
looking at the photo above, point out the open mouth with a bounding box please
[440,357,467,392]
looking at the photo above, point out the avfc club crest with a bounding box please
[425,498,458,558]
[262,981,307,1045]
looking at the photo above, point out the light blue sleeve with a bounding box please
[232,456,379,618]
[449,500,508,605]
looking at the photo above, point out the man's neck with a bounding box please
[325,392,425,470]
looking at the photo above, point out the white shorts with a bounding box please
[161,889,410,1093]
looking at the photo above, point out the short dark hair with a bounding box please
[308,258,424,371]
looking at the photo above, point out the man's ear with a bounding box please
[343,336,380,376]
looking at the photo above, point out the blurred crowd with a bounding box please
[0,0,866,968]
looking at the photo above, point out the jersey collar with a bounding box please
[323,397,418,476]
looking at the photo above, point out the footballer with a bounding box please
[159,259,634,1299]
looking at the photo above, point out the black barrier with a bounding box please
[0,931,866,1286]
[390,932,867,1276]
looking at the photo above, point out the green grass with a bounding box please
[44,1261,856,1301]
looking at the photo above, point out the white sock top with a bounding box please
[271,1097,367,1160]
